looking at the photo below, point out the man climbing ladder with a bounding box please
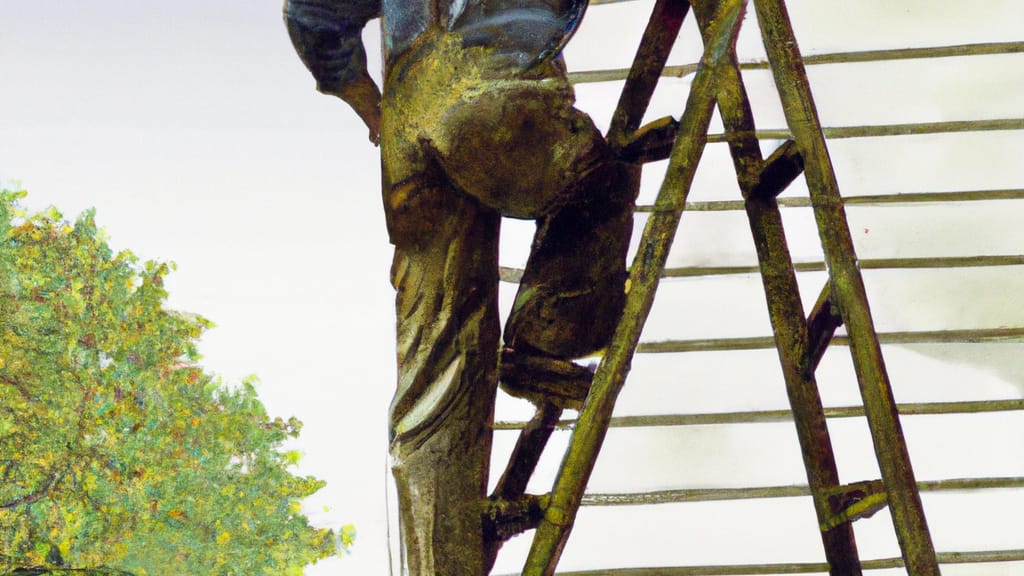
[284,1,638,574]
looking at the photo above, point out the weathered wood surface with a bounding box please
[753,0,940,572]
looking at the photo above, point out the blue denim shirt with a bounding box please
[285,0,587,93]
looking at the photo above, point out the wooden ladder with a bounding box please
[494,1,943,574]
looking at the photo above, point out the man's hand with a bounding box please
[337,72,382,145]
[284,0,382,145]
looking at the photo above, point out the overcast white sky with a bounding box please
[2,1,1023,575]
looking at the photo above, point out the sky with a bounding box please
[1,1,1023,575]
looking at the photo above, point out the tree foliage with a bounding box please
[0,189,349,575]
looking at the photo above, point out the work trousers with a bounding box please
[382,32,637,575]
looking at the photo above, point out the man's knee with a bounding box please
[429,82,608,219]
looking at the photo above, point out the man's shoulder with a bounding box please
[450,0,589,69]
[286,0,381,27]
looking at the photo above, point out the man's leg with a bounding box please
[381,35,513,576]
[387,208,501,575]
[384,167,501,576]
[504,151,639,359]
[427,78,640,359]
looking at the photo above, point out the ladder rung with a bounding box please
[749,139,803,200]
[805,283,842,371]
[821,480,887,530]
[618,116,680,163]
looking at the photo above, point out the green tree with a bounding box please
[0,189,351,575]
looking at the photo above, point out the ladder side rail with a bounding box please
[688,3,861,572]
[606,0,692,150]
[751,0,940,573]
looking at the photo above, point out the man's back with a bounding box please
[384,0,588,70]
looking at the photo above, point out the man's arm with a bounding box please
[284,0,382,144]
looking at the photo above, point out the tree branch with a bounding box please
[0,374,31,399]
[0,467,64,509]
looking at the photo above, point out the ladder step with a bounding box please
[805,283,844,371]
[821,480,888,530]
[749,139,804,200]
[618,116,679,163]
